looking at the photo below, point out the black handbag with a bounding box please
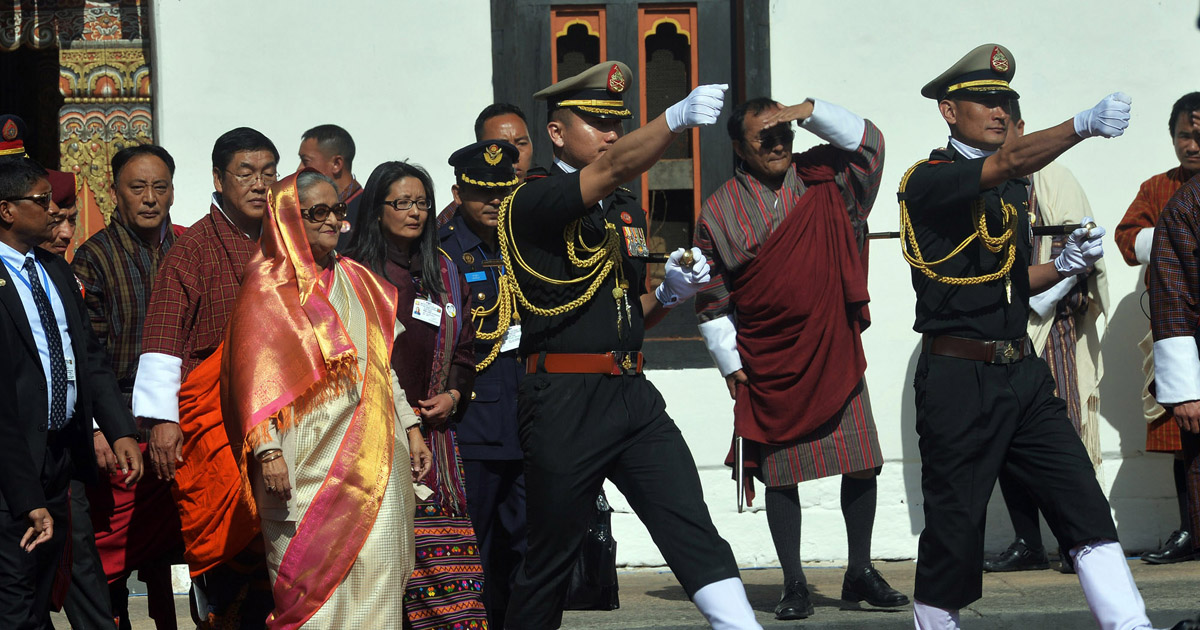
[563,492,620,610]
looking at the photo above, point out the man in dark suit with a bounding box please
[0,155,142,629]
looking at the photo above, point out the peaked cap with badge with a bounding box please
[448,139,519,189]
[922,43,1019,101]
[534,61,633,119]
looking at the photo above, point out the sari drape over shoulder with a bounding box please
[223,171,409,629]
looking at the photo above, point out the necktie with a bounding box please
[24,257,68,430]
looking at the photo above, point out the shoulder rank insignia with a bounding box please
[1,119,16,141]
[607,64,626,93]
[990,46,1010,73]
[623,226,649,258]
[484,144,502,166]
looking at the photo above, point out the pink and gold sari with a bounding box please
[222,171,414,628]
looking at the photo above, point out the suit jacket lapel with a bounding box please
[0,261,38,359]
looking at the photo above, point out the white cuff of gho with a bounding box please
[132,352,182,423]
[1135,228,1154,265]
[800,98,866,152]
[1153,336,1200,405]
[698,315,743,376]
[1029,275,1078,319]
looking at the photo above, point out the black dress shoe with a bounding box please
[1169,615,1200,630]
[1057,547,1075,574]
[841,565,910,608]
[1143,530,1198,564]
[774,580,814,620]
[982,538,1049,572]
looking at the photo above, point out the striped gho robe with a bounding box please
[694,105,884,490]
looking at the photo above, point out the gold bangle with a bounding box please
[257,450,283,463]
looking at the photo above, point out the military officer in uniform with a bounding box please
[439,139,525,629]
[901,44,1198,630]
[494,62,760,630]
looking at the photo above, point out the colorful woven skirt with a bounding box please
[404,501,488,630]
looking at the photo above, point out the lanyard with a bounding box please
[1,254,56,309]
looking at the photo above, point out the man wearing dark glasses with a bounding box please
[0,155,142,628]
[693,96,900,621]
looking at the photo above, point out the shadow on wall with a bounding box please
[899,340,925,536]
[1101,275,1179,550]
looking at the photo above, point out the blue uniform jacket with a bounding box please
[438,213,524,460]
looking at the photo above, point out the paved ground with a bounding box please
[52,558,1199,629]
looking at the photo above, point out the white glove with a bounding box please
[1053,217,1106,276]
[1073,92,1131,139]
[665,84,728,133]
[655,247,711,307]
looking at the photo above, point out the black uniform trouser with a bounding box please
[464,458,526,630]
[0,438,71,630]
[62,479,116,629]
[913,352,1116,610]
[505,372,739,630]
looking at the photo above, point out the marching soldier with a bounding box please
[900,43,1196,630]
[495,61,760,629]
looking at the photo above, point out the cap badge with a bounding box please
[462,252,475,265]
[1,120,17,141]
[990,46,1010,73]
[607,64,626,94]
[484,143,502,166]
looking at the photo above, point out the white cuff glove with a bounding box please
[1073,92,1132,139]
[665,84,728,133]
[1029,275,1079,319]
[1053,217,1106,277]
[1135,228,1155,265]
[655,247,710,307]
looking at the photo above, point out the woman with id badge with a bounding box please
[344,161,487,629]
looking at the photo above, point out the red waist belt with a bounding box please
[922,334,1033,364]
[525,351,644,375]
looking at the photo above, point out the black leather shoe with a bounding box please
[1143,530,1198,564]
[982,538,1050,572]
[841,565,910,608]
[1057,547,1076,574]
[1169,615,1200,630]
[774,580,814,620]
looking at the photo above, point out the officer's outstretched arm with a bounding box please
[979,93,1130,190]
[579,84,727,207]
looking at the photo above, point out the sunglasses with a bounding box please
[5,192,53,210]
[300,202,348,223]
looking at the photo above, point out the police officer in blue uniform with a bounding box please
[439,140,525,629]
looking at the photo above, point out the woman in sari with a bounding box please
[223,169,432,628]
[345,161,488,629]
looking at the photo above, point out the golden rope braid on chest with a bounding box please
[471,183,627,371]
[897,158,1018,286]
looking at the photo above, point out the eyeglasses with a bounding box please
[300,203,348,223]
[746,126,795,149]
[223,169,278,187]
[4,192,52,210]
[382,198,432,212]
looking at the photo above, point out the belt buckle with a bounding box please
[995,340,1017,364]
[614,351,637,375]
